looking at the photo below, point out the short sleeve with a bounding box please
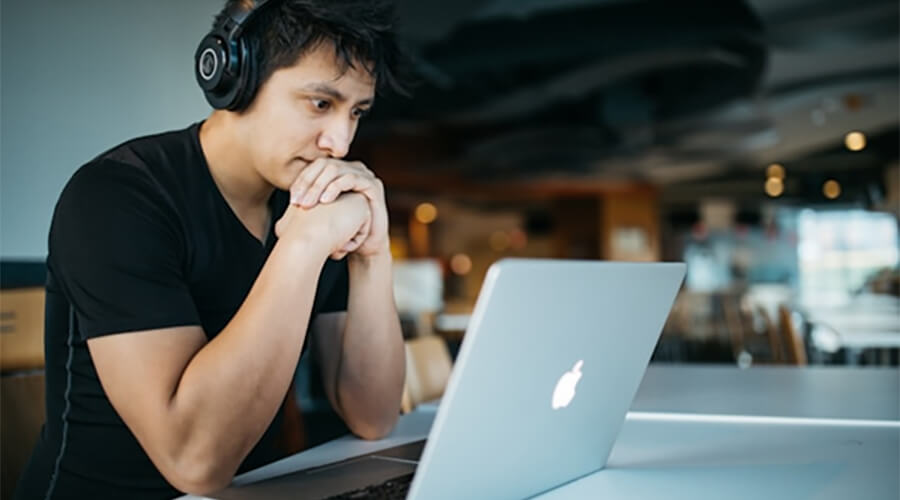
[314,257,349,315]
[48,160,200,339]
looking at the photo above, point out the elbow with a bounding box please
[349,413,399,441]
[352,424,393,441]
[169,467,232,496]
[165,452,236,495]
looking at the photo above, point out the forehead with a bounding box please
[274,43,376,96]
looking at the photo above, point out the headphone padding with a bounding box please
[230,36,260,111]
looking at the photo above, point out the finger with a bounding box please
[343,230,367,253]
[360,212,373,239]
[319,173,372,203]
[347,225,369,251]
[299,163,345,208]
[344,214,372,252]
[290,158,329,205]
[343,234,364,253]
[349,161,376,179]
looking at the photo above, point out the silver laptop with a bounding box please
[216,258,686,499]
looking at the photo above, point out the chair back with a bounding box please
[401,335,452,413]
[778,305,808,365]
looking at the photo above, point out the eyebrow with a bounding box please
[299,83,374,107]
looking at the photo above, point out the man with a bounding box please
[16,1,406,498]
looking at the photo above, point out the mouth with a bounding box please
[296,156,324,169]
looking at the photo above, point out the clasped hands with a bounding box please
[275,158,388,261]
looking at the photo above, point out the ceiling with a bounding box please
[357,0,899,206]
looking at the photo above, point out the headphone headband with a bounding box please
[223,0,271,39]
[195,0,276,110]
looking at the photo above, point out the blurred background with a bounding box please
[358,0,900,370]
[1,0,898,496]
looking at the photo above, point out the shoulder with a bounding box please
[95,122,202,171]
[56,158,166,219]
[57,123,203,215]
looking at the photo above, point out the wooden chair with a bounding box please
[401,335,453,414]
[750,304,809,366]
[777,305,808,366]
[722,292,749,360]
[755,305,785,363]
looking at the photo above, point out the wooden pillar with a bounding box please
[599,189,660,261]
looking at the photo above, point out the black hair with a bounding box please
[214,0,408,102]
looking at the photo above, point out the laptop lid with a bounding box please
[407,259,686,499]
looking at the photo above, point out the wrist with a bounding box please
[280,226,332,262]
[348,243,392,269]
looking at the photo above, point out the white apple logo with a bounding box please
[552,360,583,410]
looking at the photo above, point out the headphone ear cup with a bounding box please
[195,35,226,91]
[230,36,260,112]
[195,33,243,109]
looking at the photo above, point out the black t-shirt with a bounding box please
[15,122,349,500]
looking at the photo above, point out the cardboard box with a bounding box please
[1,288,46,373]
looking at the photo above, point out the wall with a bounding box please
[1,0,222,259]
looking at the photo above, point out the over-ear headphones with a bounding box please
[195,0,275,110]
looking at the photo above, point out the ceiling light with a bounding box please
[766,163,785,180]
[844,131,866,152]
[450,254,472,275]
[415,203,438,224]
[823,180,841,200]
[765,178,784,198]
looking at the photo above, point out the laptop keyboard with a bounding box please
[322,473,414,500]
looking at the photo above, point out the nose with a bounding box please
[316,116,355,159]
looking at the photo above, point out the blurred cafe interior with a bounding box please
[1,0,898,498]
[364,0,900,366]
[360,0,900,371]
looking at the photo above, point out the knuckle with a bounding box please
[312,176,332,190]
[353,161,373,174]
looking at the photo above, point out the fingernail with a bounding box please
[302,193,316,206]
[290,192,303,205]
[320,192,333,203]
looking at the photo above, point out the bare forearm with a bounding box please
[168,235,328,483]
[337,249,405,439]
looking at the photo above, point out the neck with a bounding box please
[199,111,273,213]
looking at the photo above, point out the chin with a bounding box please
[282,159,309,188]
[276,177,294,192]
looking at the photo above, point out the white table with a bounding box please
[184,366,900,499]
[806,308,900,353]
[633,364,899,422]
[537,418,899,500]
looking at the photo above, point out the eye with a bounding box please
[352,107,371,119]
[309,98,331,112]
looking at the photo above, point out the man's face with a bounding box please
[238,42,376,191]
